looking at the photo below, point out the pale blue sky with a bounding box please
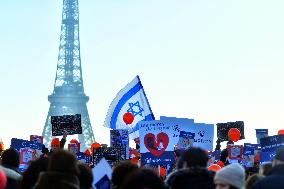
[0,0,283,147]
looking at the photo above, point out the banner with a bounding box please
[139,120,176,166]
[11,138,43,152]
[177,131,195,150]
[216,121,245,142]
[255,129,268,144]
[51,114,82,136]
[160,117,214,151]
[260,152,276,164]
[260,135,284,152]
[110,129,129,159]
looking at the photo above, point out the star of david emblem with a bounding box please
[127,101,144,117]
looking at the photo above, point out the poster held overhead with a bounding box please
[51,114,82,136]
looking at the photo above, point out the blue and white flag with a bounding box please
[104,76,155,139]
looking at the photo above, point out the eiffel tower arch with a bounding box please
[42,0,95,150]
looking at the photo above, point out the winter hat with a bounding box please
[214,163,245,189]
[0,169,7,189]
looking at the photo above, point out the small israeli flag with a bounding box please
[104,76,155,138]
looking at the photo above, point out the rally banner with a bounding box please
[255,129,268,144]
[216,121,245,142]
[260,135,284,152]
[11,138,43,152]
[51,114,82,136]
[260,152,276,164]
[160,117,214,151]
[110,129,129,159]
[139,120,176,166]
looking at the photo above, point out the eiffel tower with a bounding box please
[42,0,95,150]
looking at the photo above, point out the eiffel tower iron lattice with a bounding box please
[42,0,95,150]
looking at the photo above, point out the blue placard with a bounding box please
[11,138,43,152]
[208,151,221,161]
[76,152,91,164]
[141,151,175,166]
[95,174,111,189]
[260,135,284,152]
[243,143,255,155]
[256,129,268,143]
[260,152,276,163]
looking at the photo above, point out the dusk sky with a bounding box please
[0,0,283,147]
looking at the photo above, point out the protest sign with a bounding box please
[110,129,129,159]
[92,158,112,189]
[51,114,82,136]
[30,135,43,144]
[260,152,276,164]
[260,135,284,152]
[177,131,195,150]
[255,129,268,144]
[216,121,245,142]
[228,145,243,160]
[76,152,92,164]
[19,148,37,172]
[208,151,221,166]
[11,138,43,152]
[160,117,214,151]
[242,143,255,167]
[139,120,176,166]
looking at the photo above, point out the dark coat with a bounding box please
[165,167,215,189]
[252,164,284,189]
[34,171,80,189]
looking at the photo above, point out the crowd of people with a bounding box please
[0,141,283,189]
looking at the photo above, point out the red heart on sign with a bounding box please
[144,132,169,157]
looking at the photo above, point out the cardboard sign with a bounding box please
[228,145,243,160]
[256,129,268,144]
[92,158,112,189]
[11,138,43,152]
[177,131,195,150]
[139,120,176,166]
[51,114,82,136]
[216,121,245,142]
[30,135,43,144]
[260,135,284,152]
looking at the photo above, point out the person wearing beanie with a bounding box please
[252,147,284,189]
[214,163,245,189]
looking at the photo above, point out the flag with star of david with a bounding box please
[104,75,155,139]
